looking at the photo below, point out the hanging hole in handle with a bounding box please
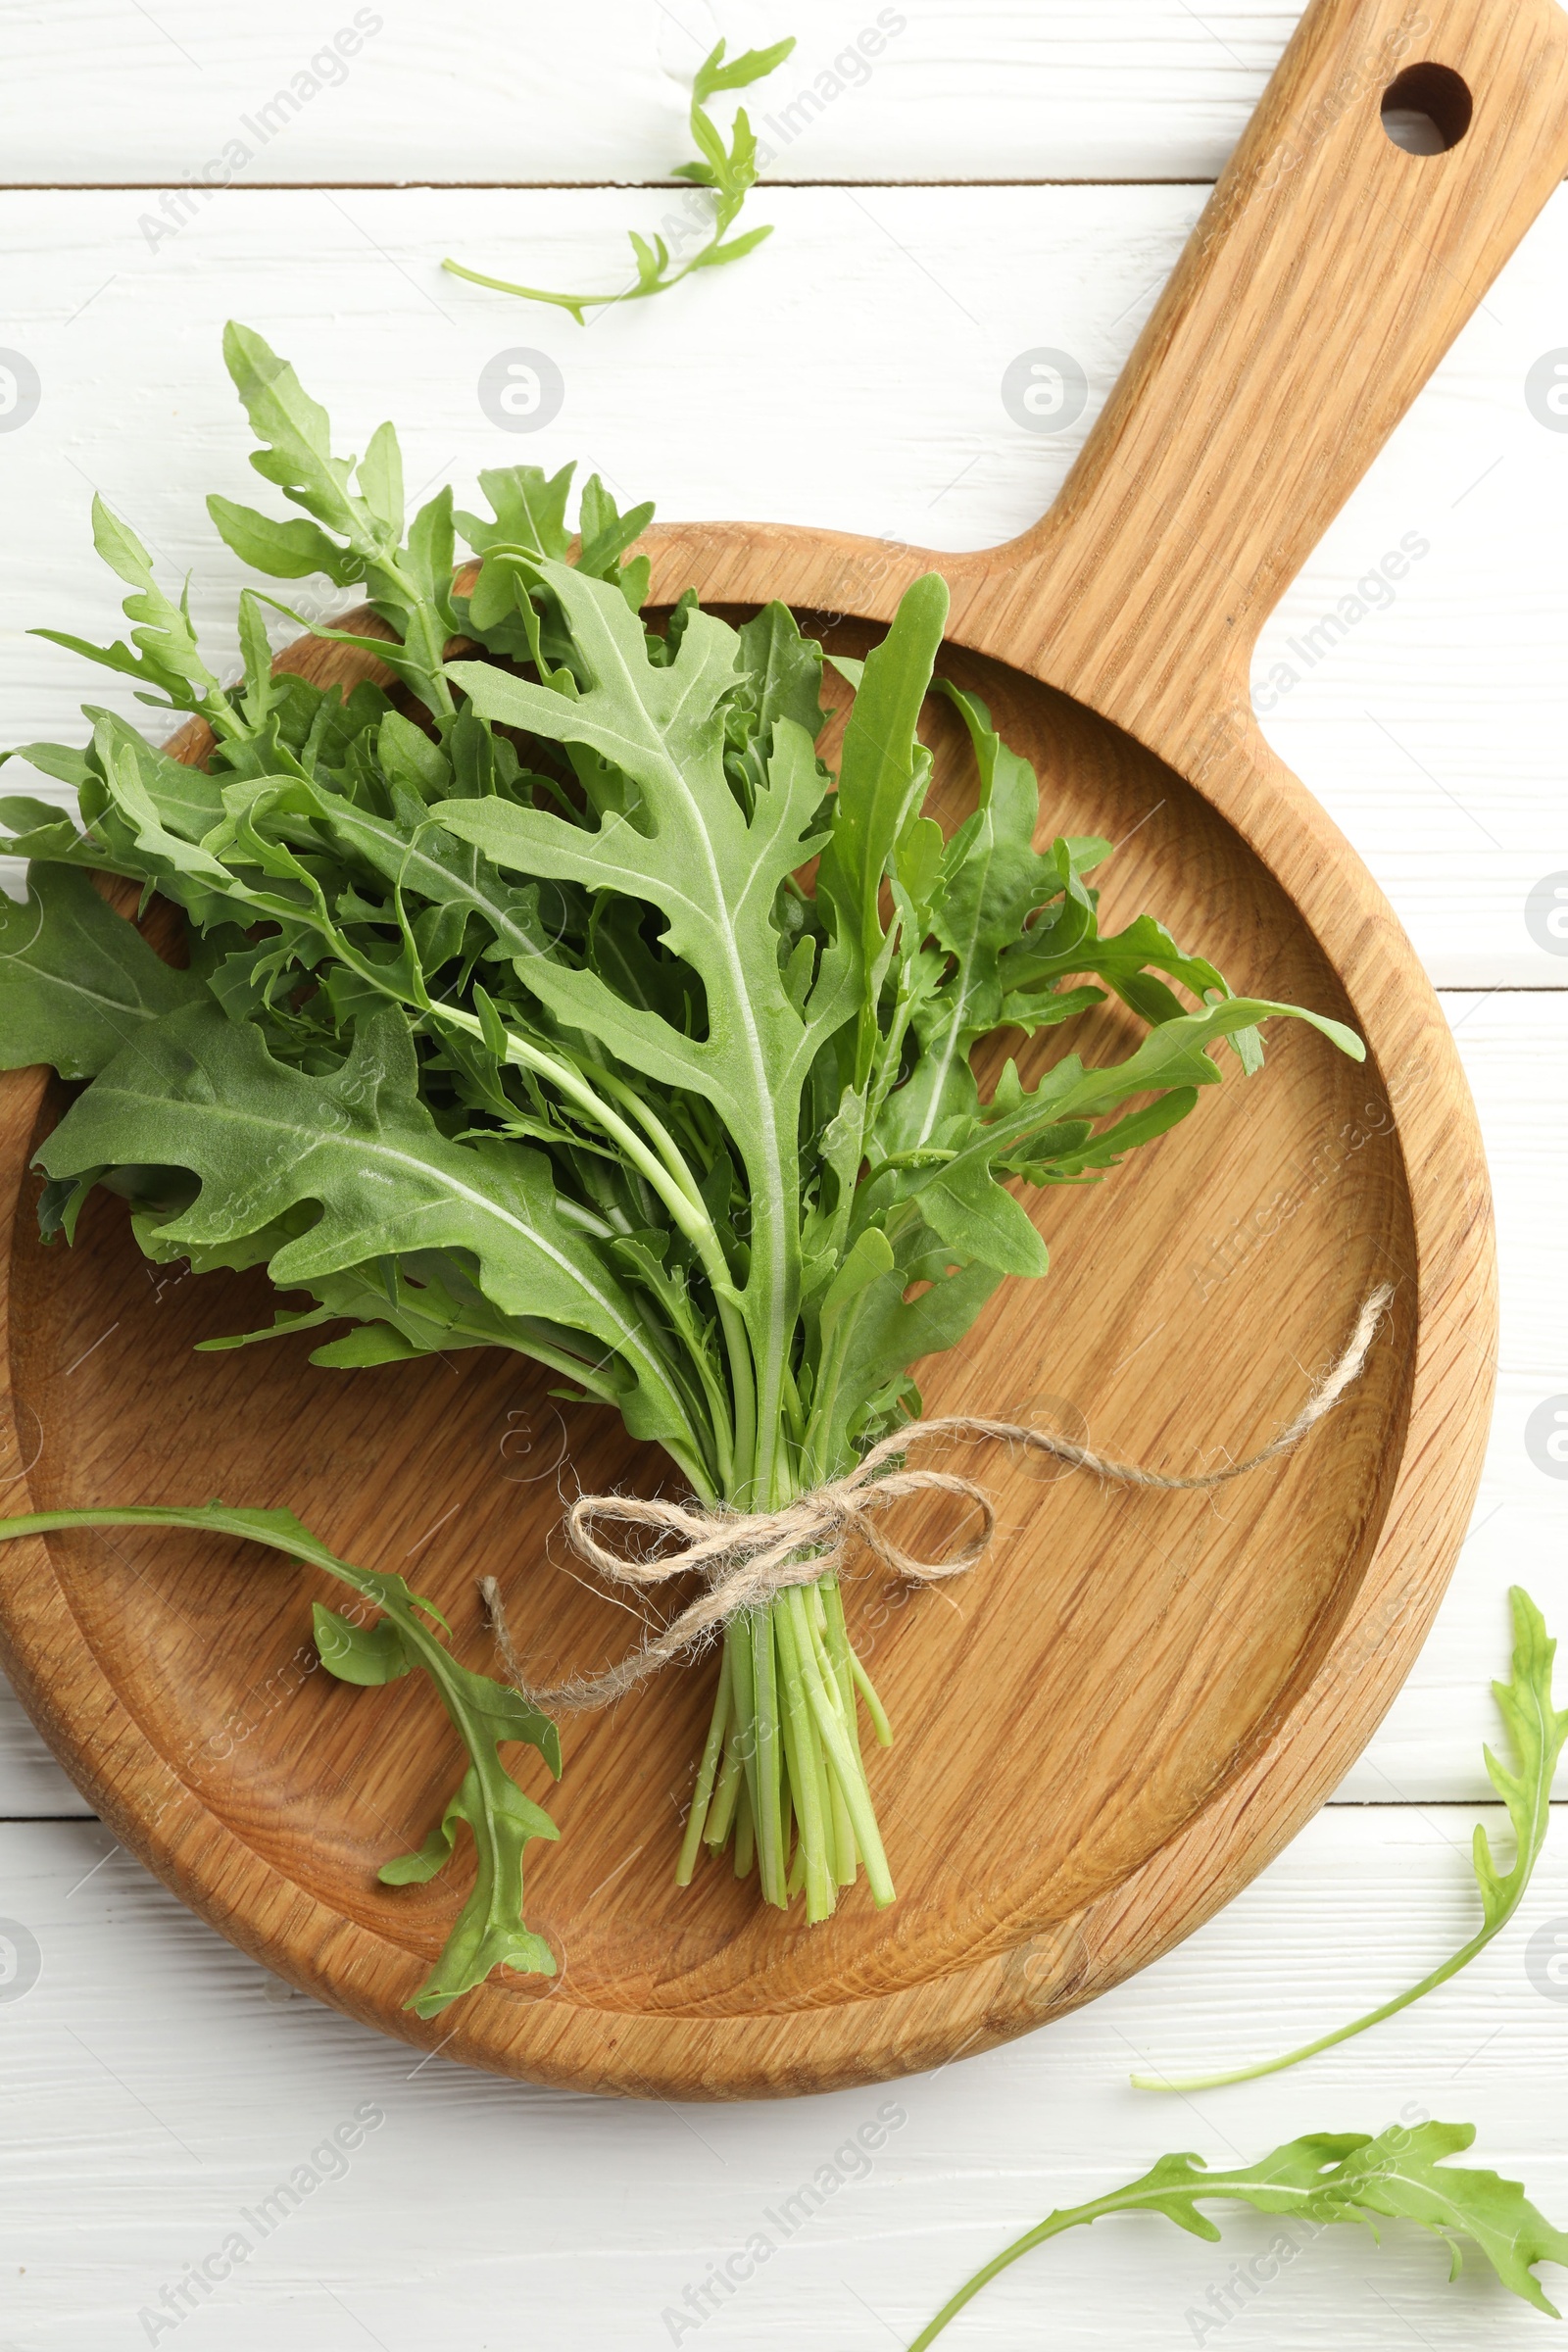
[1380,62,1473,155]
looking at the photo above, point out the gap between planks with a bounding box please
[0,177,1224,191]
[5,174,1565,190]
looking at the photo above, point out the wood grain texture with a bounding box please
[2,0,1556,2097]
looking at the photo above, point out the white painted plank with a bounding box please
[0,997,1560,1815]
[2,57,1563,2349]
[1,184,1565,978]
[0,1675,89,1816]
[0,2,1308,188]
[1336,991,1568,1799]
[0,1806,1563,2346]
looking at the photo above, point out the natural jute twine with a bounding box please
[482,1284,1393,1713]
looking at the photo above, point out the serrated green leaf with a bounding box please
[0,794,120,872]
[815,572,948,1086]
[914,1155,1050,1278]
[910,2121,1568,2348]
[37,999,699,1468]
[455,462,576,562]
[223,320,368,546]
[207,494,361,584]
[0,739,95,791]
[575,476,656,580]
[0,864,203,1079]
[0,1500,560,2020]
[357,418,405,542]
[31,499,229,724]
[690,223,774,270]
[693,35,796,104]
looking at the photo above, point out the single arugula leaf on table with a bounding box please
[1131,1585,1568,2091]
[0,1500,559,2019]
[443,36,797,318]
[908,2120,1568,2347]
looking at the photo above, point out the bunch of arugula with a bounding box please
[0,323,1360,2000]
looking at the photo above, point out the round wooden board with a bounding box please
[6,0,1557,2096]
[0,603,1494,2097]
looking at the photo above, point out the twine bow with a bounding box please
[483,1285,1393,1713]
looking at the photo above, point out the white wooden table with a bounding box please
[1,6,1565,2344]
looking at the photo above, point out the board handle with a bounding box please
[966,0,1568,748]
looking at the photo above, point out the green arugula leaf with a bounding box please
[443,558,858,1497]
[217,324,457,721]
[37,1000,705,1483]
[1132,1586,1568,2091]
[207,494,363,585]
[0,1501,559,2018]
[909,2120,1568,2346]
[816,571,949,1086]
[806,1225,1001,1479]
[33,498,235,731]
[0,864,203,1079]
[455,462,576,562]
[442,34,796,318]
[693,35,797,104]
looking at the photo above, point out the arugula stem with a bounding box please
[825,1579,892,1747]
[1131,1933,1501,2093]
[796,1619,895,1908]
[725,1613,758,1807]
[1131,1587,1566,2092]
[704,1722,746,1850]
[442,250,749,320]
[775,1590,834,1922]
[906,2188,1169,2350]
[731,1780,756,1878]
[680,1565,894,1912]
[750,1606,787,1908]
[804,1586,859,1885]
[488,1019,725,1267]
[577,1054,710,1221]
[676,1642,731,1883]
[434,995,760,1480]
[808,1590,859,1882]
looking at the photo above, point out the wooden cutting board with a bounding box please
[2,0,1559,2099]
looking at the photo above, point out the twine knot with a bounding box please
[483,1285,1393,1714]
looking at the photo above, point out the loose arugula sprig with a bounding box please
[0,326,1361,1991]
[0,1500,559,2019]
[443,37,796,321]
[908,2121,1568,2347]
[1132,1586,1568,2093]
